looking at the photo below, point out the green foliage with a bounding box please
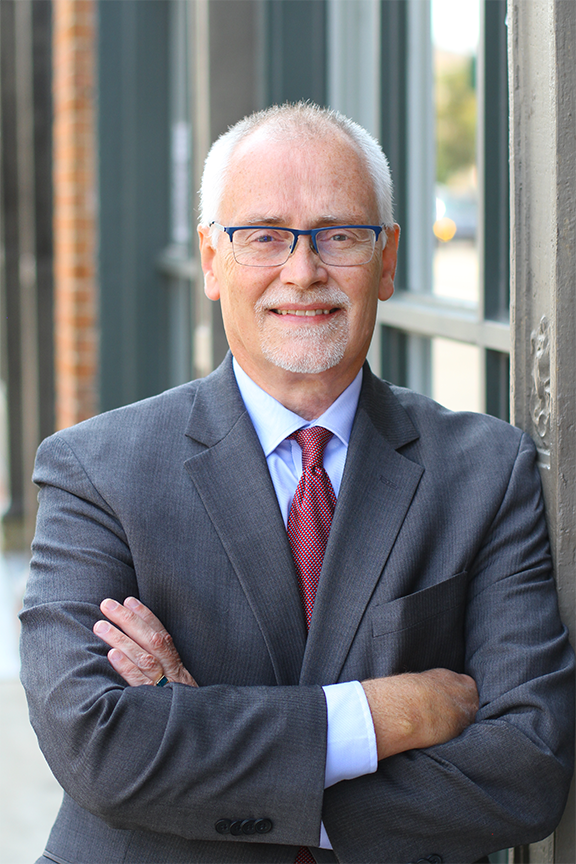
[435,57,476,185]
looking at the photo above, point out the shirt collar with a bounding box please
[233,358,362,457]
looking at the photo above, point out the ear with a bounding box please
[198,224,221,301]
[378,224,400,302]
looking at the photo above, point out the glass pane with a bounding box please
[169,0,191,248]
[432,337,482,412]
[432,0,480,303]
[488,849,511,864]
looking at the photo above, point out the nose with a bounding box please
[280,235,327,288]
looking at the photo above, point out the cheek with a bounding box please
[349,280,379,316]
[218,274,265,328]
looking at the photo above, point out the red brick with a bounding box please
[53,0,98,430]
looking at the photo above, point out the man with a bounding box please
[21,104,574,864]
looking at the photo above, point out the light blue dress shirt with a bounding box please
[233,359,378,849]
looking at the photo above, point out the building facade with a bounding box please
[0,1,573,859]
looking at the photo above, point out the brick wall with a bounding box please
[52,0,98,429]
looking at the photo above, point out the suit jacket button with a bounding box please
[215,819,230,835]
[254,818,273,834]
[427,857,443,863]
[241,819,256,835]
[229,820,243,835]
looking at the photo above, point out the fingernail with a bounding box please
[101,598,118,612]
[94,621,110,634]
[124,597,139,611]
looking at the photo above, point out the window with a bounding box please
[157,0,194,387]
[375,0,509,419]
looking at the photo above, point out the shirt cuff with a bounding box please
[318,681,377,850]
[322,680,378,787]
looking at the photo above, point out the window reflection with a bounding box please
[432,337,482,412]
[432,0,479,303]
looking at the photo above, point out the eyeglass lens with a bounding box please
[231,227,377,267]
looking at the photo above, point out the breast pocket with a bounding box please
[370,570,469,674]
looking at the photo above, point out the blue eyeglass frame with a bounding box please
[209,222,383,260]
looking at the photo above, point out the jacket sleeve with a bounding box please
[20,433,327,849]
[322,432,575,863]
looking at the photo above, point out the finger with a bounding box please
[123,596,167,630]
[93,619,163,684]
[106,647,157,687]
[122,598,185,678]
[100,598,178,669]
[122,598,183,672]
[99,599,198,687]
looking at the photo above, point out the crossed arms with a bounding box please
[94,596,479,762]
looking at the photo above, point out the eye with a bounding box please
[320,228,356,245]
[246,229,287,245]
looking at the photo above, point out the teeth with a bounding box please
[276,309,332,316]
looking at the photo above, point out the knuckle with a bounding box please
[149,631,165,650]
[149,629,175,654]
[137,652,156,672]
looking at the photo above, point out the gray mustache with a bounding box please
[256,288,352,312]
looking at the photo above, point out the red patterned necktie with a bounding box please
[287,427,337,630]
[287,427,336,864]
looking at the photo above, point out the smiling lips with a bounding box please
[272,308,337,316]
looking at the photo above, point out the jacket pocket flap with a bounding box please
[372,570,468,636]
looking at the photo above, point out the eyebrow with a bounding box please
[240,214,365,227]
[243,216,287,226]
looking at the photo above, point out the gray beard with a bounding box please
[255,287,351,374]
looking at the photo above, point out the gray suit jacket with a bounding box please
[20,356,574,864]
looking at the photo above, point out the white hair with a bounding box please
[199,102,394,227]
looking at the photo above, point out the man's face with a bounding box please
[199,129,398,393]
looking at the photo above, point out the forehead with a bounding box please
[219,127,378,225]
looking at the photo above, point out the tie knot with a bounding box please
[289,426,333,472]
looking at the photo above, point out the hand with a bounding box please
[93,597,198,688]
[361,668,478,760]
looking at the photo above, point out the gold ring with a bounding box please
[154,673,168,687]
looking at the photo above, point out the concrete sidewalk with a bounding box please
[0,555,62,864]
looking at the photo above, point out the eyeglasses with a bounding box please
[209,223,384,267]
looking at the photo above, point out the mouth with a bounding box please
[270,307,340,318]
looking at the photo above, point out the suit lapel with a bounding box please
[184,357,306,686]
[300,370,424,685]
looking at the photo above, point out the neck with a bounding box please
[233,356,364,420]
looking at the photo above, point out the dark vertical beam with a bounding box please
[379,0,409,383]
[209,0,262,139]
[15,0,42,546]
[485,349,510,421]
[0,0,25,538]
[380,325,408,387]
[380,0,408,290]
[265,0,327,106]
[31,0,54,443]
[483,0,509,322]
[207,0,264,369]
[98,0,170,411]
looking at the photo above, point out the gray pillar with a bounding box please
[509,1,576,861]
[190,0,263,377]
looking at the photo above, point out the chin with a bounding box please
[260,334,348,374]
